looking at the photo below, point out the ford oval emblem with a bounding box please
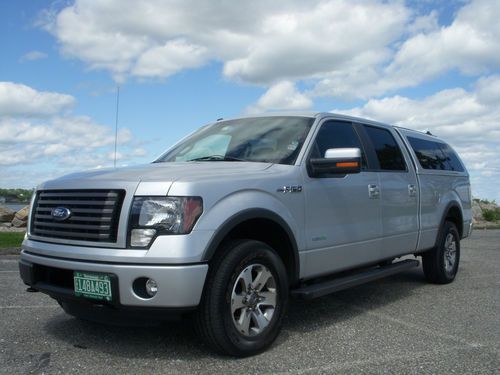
[51,207,72,221]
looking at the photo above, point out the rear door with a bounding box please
[356,124,419,259]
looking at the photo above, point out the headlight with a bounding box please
[128,196,203,247]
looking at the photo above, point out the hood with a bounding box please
[39,162,273,189]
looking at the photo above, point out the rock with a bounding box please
[11,205,30,228]
[472,200,483,221]
[0,226,25,233]
[479,202,498,212]
[0,207,15,222]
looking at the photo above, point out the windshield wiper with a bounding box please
[188,155,245,162]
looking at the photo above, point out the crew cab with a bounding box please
[19,113,472,356]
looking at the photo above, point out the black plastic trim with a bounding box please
[201,208,300,285]
[435,201,464,243]
[20,260,121,306]
[291,259,419,300]
[31,189,125,243]
[309,157,361,177]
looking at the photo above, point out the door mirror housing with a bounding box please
[309,148,362,177]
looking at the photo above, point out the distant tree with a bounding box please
[0,188,35,202]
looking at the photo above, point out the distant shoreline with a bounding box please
[0,203,27,211]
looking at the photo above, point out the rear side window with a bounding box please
[363,126,406,171]
[407,137,464,172]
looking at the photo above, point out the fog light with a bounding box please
[145,278,158,297]
[131,228,156,247]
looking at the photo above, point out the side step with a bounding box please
[291,259,419,300]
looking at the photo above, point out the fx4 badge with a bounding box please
[277,185,303,193]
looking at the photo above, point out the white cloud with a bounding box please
[407,10,439,35]
[0,82,148,188]
[0,82,75,117]
[20,50,48,62]
[0,116,137,169]
[0,116,132,151]
[223,1,409,85]
[29,0,499,201]
[39,0,500,100]
[132,39,208,78]
[247,81,313,113]
[333,75,500,201]
[475,74,500,104]
[131,148,147,157]
[383,0,500,90]
[311,1,500,98]
[42,0,408,89]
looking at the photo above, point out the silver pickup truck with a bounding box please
[19,112,472,356]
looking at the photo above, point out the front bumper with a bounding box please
[19,250,208,308]
[467,221,473,238]
[462,220,473,239]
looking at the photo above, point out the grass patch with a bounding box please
[483,208,500,222]
[0,232,25,248]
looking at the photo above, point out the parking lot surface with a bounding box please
[1,230,499,374]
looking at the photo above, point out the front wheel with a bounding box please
[422,221,460,284]
[194,240,289,357]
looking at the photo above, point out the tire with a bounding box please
[422,221,460,284]
[194,240,289,357]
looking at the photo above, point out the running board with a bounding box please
[291,259,420,300]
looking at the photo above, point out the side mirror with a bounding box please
[309,148,361,177]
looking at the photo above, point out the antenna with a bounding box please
[113,86,120,168]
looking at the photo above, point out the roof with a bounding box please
[217,111,436,138]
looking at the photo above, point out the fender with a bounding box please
[201,208,300,284]
[434,200,463,247]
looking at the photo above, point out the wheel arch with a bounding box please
[201,208,300,286]
[436,201,464,246]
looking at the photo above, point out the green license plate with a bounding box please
[74,272,112,301]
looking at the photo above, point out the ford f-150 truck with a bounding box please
[19,112,472,356]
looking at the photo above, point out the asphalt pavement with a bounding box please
[1,230,499,374]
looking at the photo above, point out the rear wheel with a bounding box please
[194,240,288,356]
[422,221,460,284]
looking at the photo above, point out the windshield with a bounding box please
[155,116,314,165]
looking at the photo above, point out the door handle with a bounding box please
[368,184,380,199]
[408,184,417,197]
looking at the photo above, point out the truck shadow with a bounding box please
[283,268,426,333]
[43,268,427,360]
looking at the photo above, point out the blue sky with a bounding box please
[1,0,499,201]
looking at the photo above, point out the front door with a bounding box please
[302,120,383,279]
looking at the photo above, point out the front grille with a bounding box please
[31,190,125,243]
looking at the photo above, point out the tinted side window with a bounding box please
[408,137,464,172]
[441,144,465,172]
[363,126,406,171]
[311,121,366,167]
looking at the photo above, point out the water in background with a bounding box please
[0,203,27,211]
